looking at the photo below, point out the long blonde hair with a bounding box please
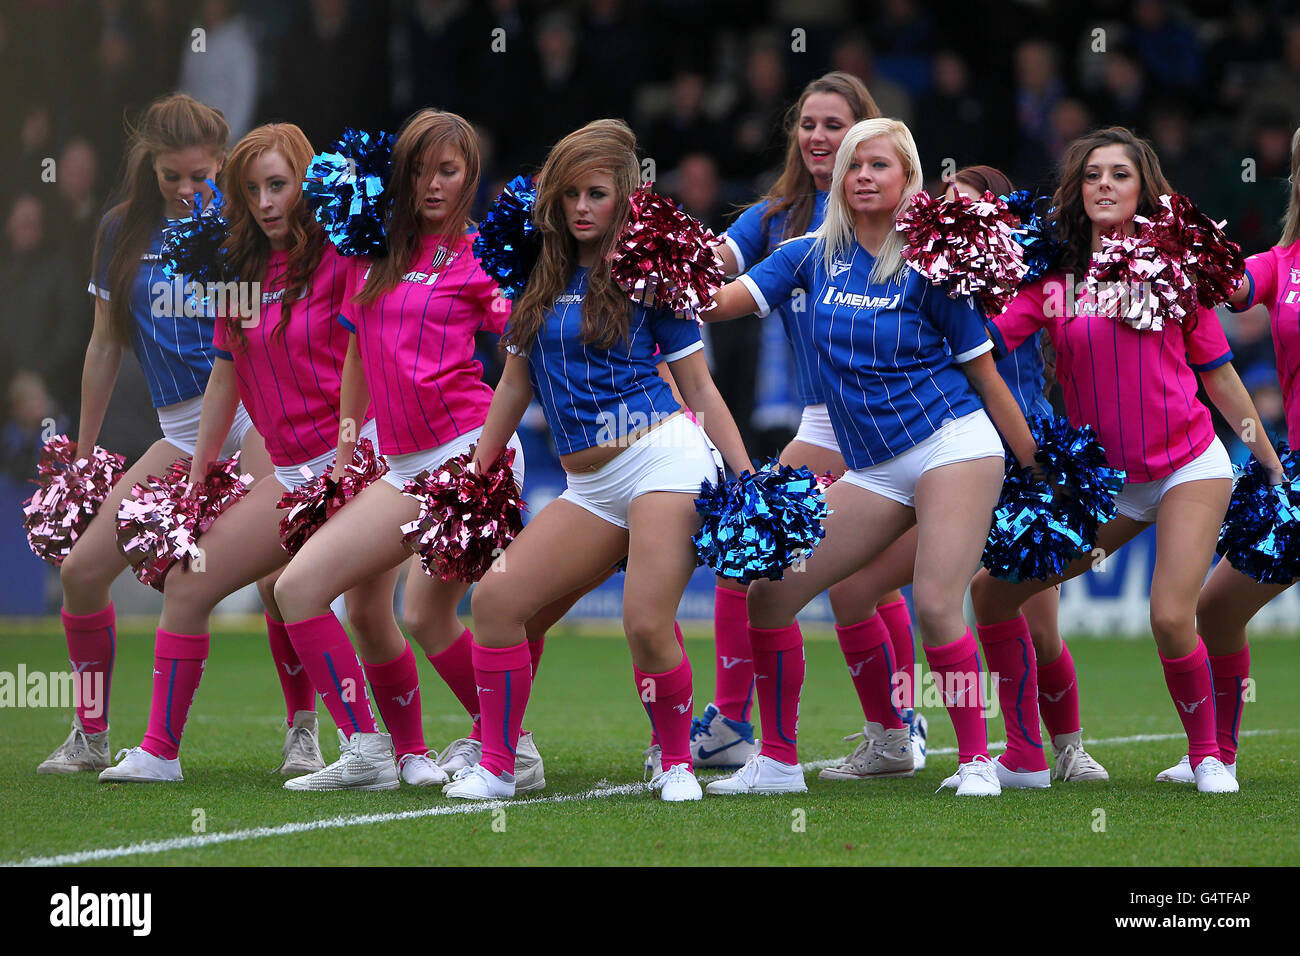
[1282,125,1300,247]
[816,118,923,285]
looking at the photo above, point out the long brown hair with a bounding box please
[1049,127,1173,276]
[1282,125,1300,247]
[756,71,879,242]
[356,109,481,304]
[92,93,229,344]
[505,119,641,352]
[218,123,324,351]
[954,165,1014,200]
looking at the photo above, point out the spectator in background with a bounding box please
[1088,46,1147,133]
[1206,2,1279,119]
[1211,111,1296,253]
[1148,100,1209,200]
[1223,363,1287,467]
[0,195,83,418]
[519,10,595,168]
[831,33,912,126]
[914,50,989,182]
[130,0,188,98]
[725,41,790,180]
[49,137,101,283]
[1130,0,1203,96]
[1,371,67,481]
[396,0,477,128]
[579,0,643,123]
[869,0,937,99]
[1013,39,1064,186]
[644,70,730,176]
[1223,301,1276,380]
[178,0,258,141]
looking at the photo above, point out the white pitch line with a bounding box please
[6,727,1291,867]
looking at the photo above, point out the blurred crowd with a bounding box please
[2,0,1298,475]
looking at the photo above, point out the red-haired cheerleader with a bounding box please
[38,94,279,774]
[458,119,753,802]
[971,128,1283,794]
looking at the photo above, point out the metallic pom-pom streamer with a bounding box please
[276,438,388,555]
[473,175,540,300]
[303,128,394,257]
[22,435,126,567]
[610,184,725,319]
[982,416,1126,581]
[400,448,525,582]
[1000,190,1064,286]
[1217,444,1300,584]
[693,463,829,583]
[160,182,229,291]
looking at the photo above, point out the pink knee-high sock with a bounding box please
[62,604,116,733]
[713,585,755,723]
[636,654,694,772]
[265,614,314,726]
[878,599,915,711]
[472,641,532,778]
[835,615,905,729]
[364,644,426,758]
[748,623,804,765]
[923,630,988,764]
[1209,645,1249,766]
[1036,642,1080,739]
[1159,639,1220,769]
[528,636,545,677]
[649,623,687,747]
[428,627,483,741]
[283,613,376,736]
[976,617,1047,773]
[141,630,209,760]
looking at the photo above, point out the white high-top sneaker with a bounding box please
[1051,731,1109,782]
[283,730,399,791]
[514,731,546,793]
[276,710,326,775]
[435,737,482,775]
[818,721,915,780]
[38,716,110,773]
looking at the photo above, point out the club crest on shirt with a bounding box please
[401,247,458,285]
[830,258,852,278]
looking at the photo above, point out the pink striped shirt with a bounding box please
[1234,239,1300,448]
[214,243,364,467]
[992,274,1233,482]
[339,232,508,455]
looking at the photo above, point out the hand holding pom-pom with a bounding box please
[693,463,829,583]
[400,447,525,582]
[22,435,126,567]
[277,438,389,555]
[303,128,394,258]
[1217,445,1300,584]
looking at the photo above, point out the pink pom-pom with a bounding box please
[400,447,525,582]
[1143,193,1245,309]
[21,435,126,566]
[609,184,725,318]
[115,453,254,591]
[277,437,388,555]
[897,189,1028,315]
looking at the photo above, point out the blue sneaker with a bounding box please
[690,702,758,768]
[904,708,928,771]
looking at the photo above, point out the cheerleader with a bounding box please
[456,119,753,802]
[37,94,279,775]
[702,118,1039,796]
[269,109,561,791]
[689,71,934,775]
[97,123,418,784]
[969,127,1284,794]
[1164,125,1300,784]
[815,165,1108,785]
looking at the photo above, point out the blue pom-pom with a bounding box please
[1000,190,1064,286]
[982,416,1126,581]
[303,128,394,257]
[160,182,229,287]
[693,463,829,583]
[1217,444,1300,584]
[474,175,540,300]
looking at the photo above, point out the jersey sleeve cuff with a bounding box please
[212,347,234,361]
[87,282,110,301]
[1224,271,1255,313]
[661,340,704,363]
[985,322,1010,360]
[954,339,995,364]
[737,274,771,317]
[1190,350,1233,373]
[337,314,356,333]
[722,235,746,275]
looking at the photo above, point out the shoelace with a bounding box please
[690,710,716,741]
[440,739,478,765]
[642,745,660,782]
[56,725,92,760]
[113,747,135,763]
[1056,744,1081,780]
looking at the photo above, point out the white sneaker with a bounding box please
[818,721,915,780]
[276,710,326,775]
[283,730,398,791]
[1194,756,1239,794]
[1052,731,1109,782]
[435,737,482,775]
[38,716,110,773]
[398,751,449,786]
[937,755,1001,796]
[690,703,758,768]
[650,763,703,801]
[705,753,807,795]
[994,755,1050,789]
[907,709,928,771]
[514,731,545,793]
[1156,754,1237,784]
[444,764,515,800]
[98,746,182,783]
[642,743,662,780]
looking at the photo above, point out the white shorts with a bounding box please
[1114,437,1232,523]
[560,414,723,530]
[158,395,255,458]
[838,410,1003,507]
[275,419,381,490]
[793,403,840,453]
[379,425,526,492]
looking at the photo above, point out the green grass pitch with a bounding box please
[1,619,1297,866]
